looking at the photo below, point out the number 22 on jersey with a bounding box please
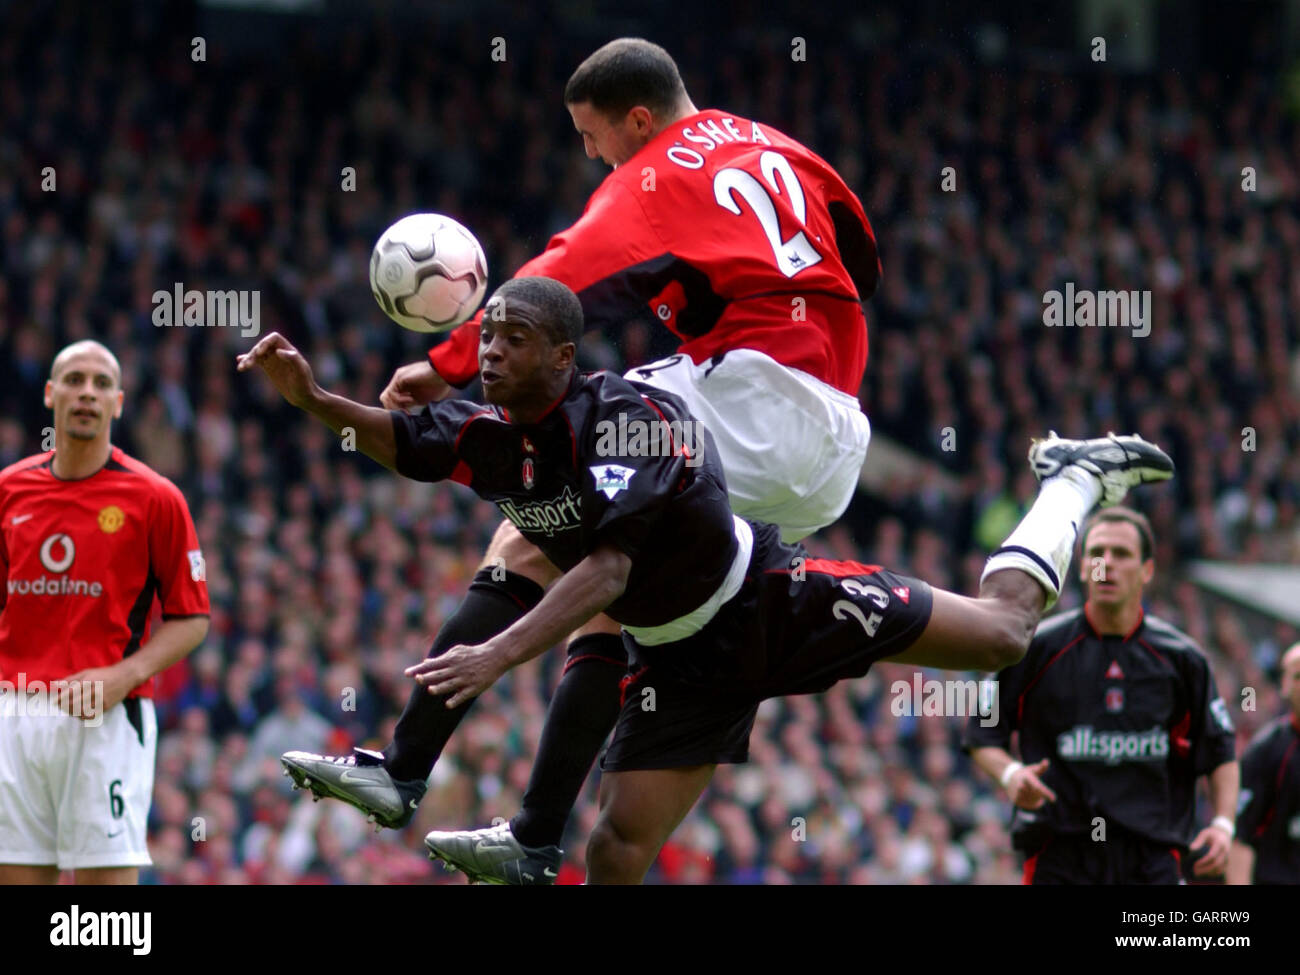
[713,150,823,278]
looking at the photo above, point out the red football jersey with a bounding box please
[0,447,210,697]
[430,108,879,395]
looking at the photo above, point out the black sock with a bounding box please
[511,632,628,848]
[382,568,544,782]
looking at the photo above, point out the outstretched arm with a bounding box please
[238,332,398,471]
[407,544,633,707]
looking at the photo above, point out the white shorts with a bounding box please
[625,348,870,542]
[0,690,156,870]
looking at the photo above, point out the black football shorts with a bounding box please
[603,523,933,771]
[1021,827,1184,885]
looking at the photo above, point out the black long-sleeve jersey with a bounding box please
[391,370,736,627]
[964,606,1237,850]
[1235,714,1300,883]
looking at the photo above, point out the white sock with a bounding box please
[980,468,1101,609]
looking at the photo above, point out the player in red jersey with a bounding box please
[0,341,209,885]
[287,38,881,880]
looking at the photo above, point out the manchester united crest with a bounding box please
[522,457,535,490]
[98,505,125,533]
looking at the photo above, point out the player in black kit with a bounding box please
[966,507,1239,884]
[240,276,1176,883]
[1229,641,1300,884]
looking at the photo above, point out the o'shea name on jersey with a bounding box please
[429,108,881,397]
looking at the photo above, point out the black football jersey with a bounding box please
[964,607,1237,849]
[391,370,736,626]
[1235,715,1300,883]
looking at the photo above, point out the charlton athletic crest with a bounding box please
[522,457,535,490]
[1105,687,1124,713]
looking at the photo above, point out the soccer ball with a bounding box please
[369,213,488,332]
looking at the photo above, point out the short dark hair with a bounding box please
[1081,506,1155,562]
[489,277,584,348]
[563,38,687,121]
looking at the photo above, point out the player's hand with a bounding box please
[236,332,318,408]
[1007,759,1057,810]
[380,359,451,411]
[57,665,135,721]
[404,640,511,708]
[1190,824,1232,877]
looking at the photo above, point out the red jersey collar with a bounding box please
[48,445,118,482]
[1083,601,1145,641]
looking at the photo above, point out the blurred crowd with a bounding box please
[1,1,1297,884]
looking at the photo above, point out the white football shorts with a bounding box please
[0,689,157,870]
[625,347,870,542]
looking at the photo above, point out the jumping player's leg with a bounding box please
[509,614,626,849]
[587,434,1174,882]
[423,611,629,878]
[382,521,559,781]
[887,434,1153,671]
[481,517,563,590]
[884,573,1043,672]
[282,519,559,826]
[586,766,717,885]
[581,585,1065,886]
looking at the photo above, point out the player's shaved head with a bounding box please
[1282,642,1300,678]
[565,38,689,121]
[50,340,121,387]
[488,277,584,349]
